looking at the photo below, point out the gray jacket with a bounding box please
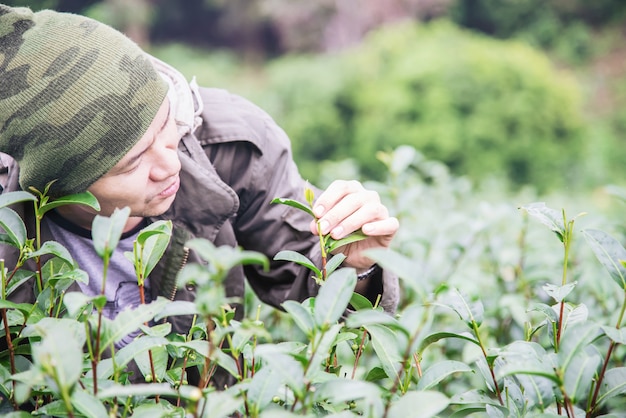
[0,60,400,334]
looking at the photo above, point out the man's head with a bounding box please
[0,5,169,197]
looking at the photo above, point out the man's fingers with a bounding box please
[362,216,400,237]
[313,180,365,218]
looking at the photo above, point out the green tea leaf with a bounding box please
[520,202,565,242]
[417,360,474,390]
[601,326,626,344]
[96,383,178,400]
[306,323,342,379]
[558,322,602,402]
[542,282,577,303]
[27,240,74,267]
[345,309,405,333]
[255,346,306,397]
[135,220,173,279]
[95,336,169,379]
[326,230,368,253]
[247,367,283,413]
[420,331,480,351]
[282,299,314,337]
[0,207,26,248]
[583,228,626,290]
[364,323,402,382]
[99,298,170,353]
[314,268,357,326]
[199,389,243,418]
[387,390,449,418]
[135,345,168,382]
[314,379,384,415]
[271,197,315,217]
[325,253,346,276]
[154,300,199,321]
[91,207,130,259]
[0,191,36,209]
[434,288,484,328]
[274,250,321,278]
[71,389,108,418]
[38,191,100,216]
[597,367,626,407]
[349,292,374,311]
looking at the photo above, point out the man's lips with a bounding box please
[159,176,180,198]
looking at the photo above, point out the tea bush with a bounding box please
[260,20,584,192]
[1,147,626,417]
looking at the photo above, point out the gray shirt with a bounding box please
[45,211,152,348]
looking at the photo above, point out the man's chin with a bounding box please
[143,195,177,218]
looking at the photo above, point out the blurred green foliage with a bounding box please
[258,21,584,192]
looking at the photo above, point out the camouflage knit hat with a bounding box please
[0,5,168,196]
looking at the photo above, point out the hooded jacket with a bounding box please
[0,57,400,334]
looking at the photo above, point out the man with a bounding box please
[0,5,399,344]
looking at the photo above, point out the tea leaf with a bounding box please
[417,360,474,390]
[325,253,346,276]
[434,288,484,328]
[96,336,169,379]
[421,331,480,351]
[306,323,342,379]
[28,240,74,267]
[99,298,170,353]
[314,378,383,405]
[345,309,406,334]
[597,367,626,406]
[274,250,321,278]
[199,390,243,418]
[583,228,626,290]
[271,197,315,217]
[154,300,199,321]
[247,367,283,412]
[365,323,402,382]
[520,202,565,242]
[71,390,109,418]
[542,282,577,303]
[314,268,357,326]
[558,322,602,401]
[601,326,626,344]
[0,191,36,209]
[38,191,100,216]
[0,207,26,248]
[283,299,314,337]
[387,390,449,418]
[326,231,368,253]
[91,207,130,259]
[255,346,305,397]
[349,292,374,311]
[96,383,177,400]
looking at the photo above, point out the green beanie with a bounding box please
[0,5,168,197]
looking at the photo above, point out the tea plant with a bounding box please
[0,147,625,417]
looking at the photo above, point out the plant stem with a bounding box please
[587,291,626,417]
[351,328,368,379]
[199,319,216,389]
[556,216,573,348]
[0,308,18,410]
[472,321,503,405]
[316,221,327,280]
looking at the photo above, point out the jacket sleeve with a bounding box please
[197,88,399,313]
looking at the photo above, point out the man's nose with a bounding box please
[150,140,181,181]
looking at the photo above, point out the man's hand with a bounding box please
[309,180,399,270]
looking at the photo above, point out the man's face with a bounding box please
[87,97,181,219]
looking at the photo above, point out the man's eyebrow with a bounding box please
[113,103,171,173]
[114,140,153,173]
